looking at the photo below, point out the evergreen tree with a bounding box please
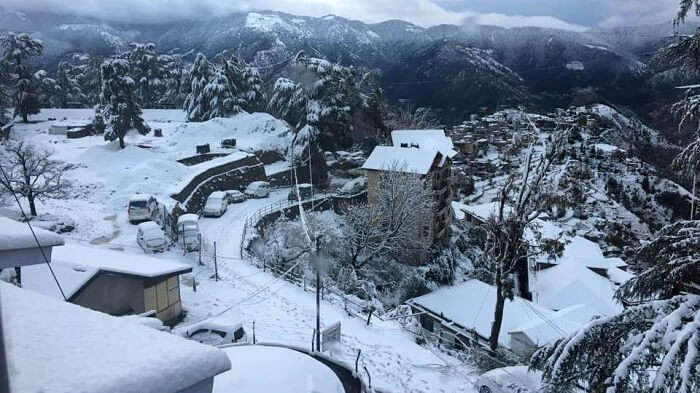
[268,77,307,127]
[0,32,43,122]
[241,63,265,112]
[54,61,87,107]
[126,42,163,108]
[183,53,213,122]
[532,221,700,393]
[98,58,150,148]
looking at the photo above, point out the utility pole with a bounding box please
[314,236,321,352]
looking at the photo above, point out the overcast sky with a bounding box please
[0,0,690,30]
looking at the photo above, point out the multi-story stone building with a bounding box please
[361,129,455,259]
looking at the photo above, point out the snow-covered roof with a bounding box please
[362,146,440,175]
[508,312,583,347]
[391,129,458,158]
[2,282,231,393]
[129,193,153,202]
[408,279,563,349]
[594,143,622,153]
[58,243,189,277]
[555,236,610,270]
[138,221,161,231]
[23,244,192,300]
[22,260,98,299]
[213,345,343,393]
[0,216,65,251]
[178,213,199,224]
[533,259,622,316]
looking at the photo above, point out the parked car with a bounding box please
[475,366,542,393]
[203,191,228,217]
[177,214,200,252]
[288,183,313,201]
[175,317,248,346]
[224,190,246,204]
[337,177,366,196]
[128,194,158,224]
[136,221,168,253]
[245,181,271,198]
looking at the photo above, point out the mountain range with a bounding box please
[1,8,698,128]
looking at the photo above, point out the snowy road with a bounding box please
[186,190,479,393]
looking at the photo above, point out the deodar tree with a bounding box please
[532,220,700,393]
[0,32,43,122]
[0,140,69,216]
[98,58,150,148]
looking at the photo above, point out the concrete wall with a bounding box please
[177,377,214,393]
[73,273,145,316]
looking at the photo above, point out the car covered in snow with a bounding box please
[203,191,228,217]
[337,177,366,196]
[245,181,270,198]
[287,183,313,201]
[136,221,168,253]
[177,214,200,252]
[128,194,158,224]
[175,318,248,346]
[475,366,542,393]
[224,190,246,204]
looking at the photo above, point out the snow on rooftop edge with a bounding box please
[391,129,457,158]
[408,279,564,349]
[0,216,65,251]
[362,146,439,175]
[2,282,231,393]
[51,243,192,278]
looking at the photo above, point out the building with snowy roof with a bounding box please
[0,216,64,271]
[391,129,458,159]
[406,279,582,358]
[2,282,231,393]
[362,145,452,258]
[21,243,192,325]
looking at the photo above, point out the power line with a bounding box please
[0,163,67,301]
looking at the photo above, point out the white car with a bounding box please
[128,194,158,224]
[224,190,246,203]
[245,181,271,198]
[175,318,248,346]
[288,183,313,201]
[136,221,168,253]
[475,366,543,393]
[338,177,366,196]
[203,191,228,217]
[177,214,200,252]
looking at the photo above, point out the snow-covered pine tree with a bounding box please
[158,54,185,108]
[126,42,168,108]
[98,58,150,148]
[241,64,265,112]
[34,70,60,108]
[532,220,700,393]
[1,32,43,122]
[672,138,700,219]
[268,77,307,127]
[204,67,238,119]
[184,53,213,122]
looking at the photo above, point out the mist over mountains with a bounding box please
[2,8,697,127]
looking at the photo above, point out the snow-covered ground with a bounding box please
[5,108,480,393]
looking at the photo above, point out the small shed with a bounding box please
[49,120,91,135]
[22,244,192,325]
[2,282,231,393]
[0,216,65,270]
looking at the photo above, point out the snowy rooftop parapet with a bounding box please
[391,129,458,159]
[0,217,65,252]
[2,282,231,393]
[362,146,440,175]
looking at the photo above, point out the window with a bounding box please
[233,327,245,341]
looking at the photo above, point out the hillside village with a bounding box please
[2,5,700,393]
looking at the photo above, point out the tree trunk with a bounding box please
[22,112,28,123]
[28,193,38,216]
[691,171,696,220]
[119,135,125,149]
[489,275,506,351]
